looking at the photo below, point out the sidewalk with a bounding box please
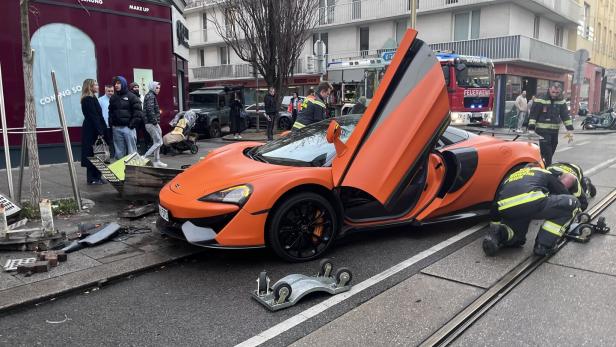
[0,140,225,312]
[293,175,616,345]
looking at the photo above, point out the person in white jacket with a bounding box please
[515,90,528,132]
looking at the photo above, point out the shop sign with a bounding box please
[39,85,82,106]
[80,0,104,4]
[176,21,189,48]
[129,4,150,13]
[381,51,395,62]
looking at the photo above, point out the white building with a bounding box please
[185,0,582,122]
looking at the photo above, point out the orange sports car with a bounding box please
[157,29,543,261]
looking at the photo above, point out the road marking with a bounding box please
[585,156,616,176]
[555,147,573,153]
[235,223,488,347]
[576,140,591,146]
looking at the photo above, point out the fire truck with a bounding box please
[436,52,495,126]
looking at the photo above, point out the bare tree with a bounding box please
[211,0,319,106]
[20,0,42,204]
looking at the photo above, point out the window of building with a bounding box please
[583,3,591,39]
[360,27,369,56]
[555,26,564,46]
[202,12,207,30]
[319,0,336,25]
[220,46,229,65]
[453,10,480,41]
[395,20,408,44]
[352,0,361,20]
[199,49,205,66]
[533,15,540,39]
[31,23,97,128]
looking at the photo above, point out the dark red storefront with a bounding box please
[0,0,188,166]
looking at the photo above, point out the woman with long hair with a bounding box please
[80,78,107,185]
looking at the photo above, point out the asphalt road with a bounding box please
[1,131,615,347]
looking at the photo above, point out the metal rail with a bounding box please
[420,187,616,347]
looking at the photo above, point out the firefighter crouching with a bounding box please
[547,162,597,211]
[483,165,581,257]
[292,81,332,132]
[527,81,574,166]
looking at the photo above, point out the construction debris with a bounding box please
[17,260,50,275]
[3,257,36,271]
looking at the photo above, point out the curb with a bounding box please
[0,245,203,313]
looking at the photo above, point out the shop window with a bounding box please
[453,10,480,41]
[31,23,97,128]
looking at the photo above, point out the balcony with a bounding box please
[190,58,314,82]
[429,35,575,71]
[315,0,581,28]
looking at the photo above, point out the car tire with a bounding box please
[209,120,221,138]
[278,117,292,131]
[267,192,338,262]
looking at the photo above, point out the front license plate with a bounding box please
[159,205,169,222]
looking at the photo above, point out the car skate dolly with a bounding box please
[252,259,353,311]
[565,212,610,243]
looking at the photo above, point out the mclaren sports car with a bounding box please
[157,29,543,261]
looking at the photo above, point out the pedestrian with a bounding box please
[292,81,332,131]
[129,82,143,102]
[129,82,149,154]
[528,81,574,166]
[301,88,315,110]
[515,90,528,132]
[109,76,141,159]
[97,84,114,155]
[80,79,107,185]
[349,96,367,115]
[264,87,277,141]
[229,92,243,139]
[142,81,167,168]
[288,92,302,123]
[483,164,580,257]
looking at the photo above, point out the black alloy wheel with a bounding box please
[268,192,338,262]
[278,116,292,131]
[209,120,222,138]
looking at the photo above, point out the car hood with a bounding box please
[167,142,295,199]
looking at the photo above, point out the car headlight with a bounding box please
[198,184,252,206]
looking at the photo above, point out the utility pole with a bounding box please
[410,0,417,28]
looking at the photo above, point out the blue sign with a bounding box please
[381,51,396,62]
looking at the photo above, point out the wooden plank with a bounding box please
[122,165,183,201]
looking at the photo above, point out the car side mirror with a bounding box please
[326,120,347,157]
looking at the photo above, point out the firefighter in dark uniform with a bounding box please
[547,162,596,211]
[527,81,574,166]
[292,81,332,132]
[483,165,580,257]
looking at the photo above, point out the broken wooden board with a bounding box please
[122,165,183,201]
[118,203,157,218]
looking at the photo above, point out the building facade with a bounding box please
[0,0,189,166]
[186,0,588,125]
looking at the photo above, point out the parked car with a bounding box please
[244,103,294,130]
[157,30,543,262]
[189,86,246,138]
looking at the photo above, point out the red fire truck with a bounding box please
[436,53,495,126]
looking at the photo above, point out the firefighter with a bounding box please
[292,81,332,131]
[483,165,580,257]
[547,162,596,211]
[527,81,574,166]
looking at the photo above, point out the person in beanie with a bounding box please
[528,81,574,166]
[142,81,167,168]
[109,76,141,159]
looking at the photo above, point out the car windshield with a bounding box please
[250,115,359,167]
[189,93,218,108]
[455,64,491,88]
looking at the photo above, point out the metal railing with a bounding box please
[191,58,310,81]
[325,48,397,62]
[429,35,575,70]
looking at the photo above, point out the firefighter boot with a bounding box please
[482,223,508,257]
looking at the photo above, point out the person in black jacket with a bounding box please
[80,79,107,185]
[293,81,332,131]
[229,92,244,139]
[109,76,141,159]
[483,165,580,257]
[143,81,167,168]
[263,87,277,140]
